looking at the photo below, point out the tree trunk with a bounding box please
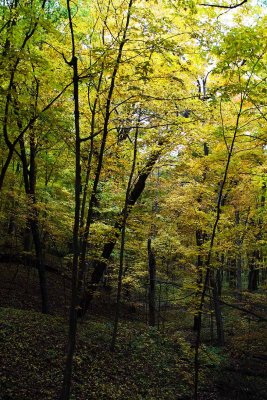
[248,252,259,291]
[60,4,81,396]
[210,271,225,346]
[77,144,163,317]
[235,210,242,297]
[193,230,204,331]
[18,102,49,313]
[216,267,223,298]
[228,257,237,289]
[148,238,156,327]
[30,220,49,313]
[193,142,208,331]
[110,120,139,351]
[248,183,265,291]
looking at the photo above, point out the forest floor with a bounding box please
[0,263,267,400]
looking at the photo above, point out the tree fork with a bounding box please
[60,1,81,398]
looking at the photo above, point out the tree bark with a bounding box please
[248,252,259,291]
[248,182,265,291]
[193,142,208,331]
[148,238,156,327]
[110,119,139,351]
[60,1,81,396]
[193,230,204,331]
[16,79,49,314]
[210,271,225,346]
[77,144,163,317]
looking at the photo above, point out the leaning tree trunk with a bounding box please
[77,143,164,317]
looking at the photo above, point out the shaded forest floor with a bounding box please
[0,263,267,400]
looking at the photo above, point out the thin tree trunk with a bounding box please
[236,255,242,298]
[235,211,242,297]
[110,119,139,351]
[60,0,81,397]
[248,182,265,291]
[27,94,50,312]
[193,142,208,331]
[194,82,251,398]
[16,77,49,314]
[210,271,224,345]
[148,238,156,327]
[80,69,103,229]
[248,253,259,291]
[193,231,204,332]
[216,266,223,298]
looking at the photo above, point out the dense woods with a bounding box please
[0,0,267,399]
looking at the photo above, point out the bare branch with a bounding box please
[199,0,247,9]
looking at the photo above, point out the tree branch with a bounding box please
[199,0,247,8]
